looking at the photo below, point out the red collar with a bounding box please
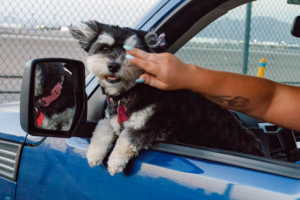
[39,81,63,107]
[42,82,63,106]
[108,94,132,107]
[38,74,64,107]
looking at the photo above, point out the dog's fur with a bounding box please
[34,62,75,131]
[69,21,265,175]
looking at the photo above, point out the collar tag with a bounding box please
[117,105,128,125]
[36,109,44,126]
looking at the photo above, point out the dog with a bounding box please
[34,62,76,131]
[69,21,265,175]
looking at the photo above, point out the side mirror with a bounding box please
[20,58,86,138]
[291,16,300,38]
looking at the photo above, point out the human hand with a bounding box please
[124,45,195,90]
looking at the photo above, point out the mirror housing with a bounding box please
[291,16,300,38]
[20,58,86,138]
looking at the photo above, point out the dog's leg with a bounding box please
[86,118,116,167]
[107,128,156,175]
[107,128,139,175]
[107,104,156,175]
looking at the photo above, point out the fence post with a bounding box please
[257,58,267,77]
[242,2,252,75]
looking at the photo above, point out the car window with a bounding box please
[170,0,300,167]
[175,1,300,86]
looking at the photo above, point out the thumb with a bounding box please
[138,74,167,90]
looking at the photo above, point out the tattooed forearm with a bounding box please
[211,96,249,107]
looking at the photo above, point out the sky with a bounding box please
[0,0,299,27]
[0,0,159,27]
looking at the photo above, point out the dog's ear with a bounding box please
[69,21,105,52]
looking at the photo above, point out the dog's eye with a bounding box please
[101,45,109,52]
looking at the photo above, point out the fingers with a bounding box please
[127,55,159,75]
[138,74,168,90]
[126,47,160,63]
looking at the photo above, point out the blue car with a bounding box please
[1,0,300,199]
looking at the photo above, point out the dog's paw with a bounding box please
[107,157,127,175]
[86,149,105,167]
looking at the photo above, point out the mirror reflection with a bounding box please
[34,62,76,131]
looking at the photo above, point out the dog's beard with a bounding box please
[86,54,143,96]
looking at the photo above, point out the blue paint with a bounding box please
[85,74,95,86]
[0,176,16,200]
[25,134,46,146]
[133,0,169,30]
[85,76,99,98]
[259,62,267,67]
[0,112,27,143]
[141,0,184,31]
[65,137,90,150]
[15,137,300,200]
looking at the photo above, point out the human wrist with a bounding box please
[184,64,201,91]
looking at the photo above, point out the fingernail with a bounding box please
[123,45,133,51]
[125,55,134,60]
[136,78,145,83]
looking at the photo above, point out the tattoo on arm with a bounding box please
[211,96,249,107]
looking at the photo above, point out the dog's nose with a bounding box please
[108,62,121,73]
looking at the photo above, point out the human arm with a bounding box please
[189,66,300,132]
[125,47,300,131]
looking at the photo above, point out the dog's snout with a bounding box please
[108,62,121,73]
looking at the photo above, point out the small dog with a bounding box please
[69,21,265,175]
[34,62,75,131]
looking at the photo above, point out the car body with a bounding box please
[1,0,300,199]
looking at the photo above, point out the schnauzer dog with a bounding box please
[34,62,75,131]
[69,21,265,175]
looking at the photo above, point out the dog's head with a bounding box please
[69,21,166,96]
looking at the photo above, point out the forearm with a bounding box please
[186,64,277,119]
[186,65,300,131]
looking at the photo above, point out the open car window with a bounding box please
[170,0,300,176]
[175,1,300,85]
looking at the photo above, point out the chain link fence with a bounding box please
[0,0,158,104]
[1,0,300,104]
[176,0,300,86]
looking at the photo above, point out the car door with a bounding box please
[0,103,26,200]
[15,0,300,199]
